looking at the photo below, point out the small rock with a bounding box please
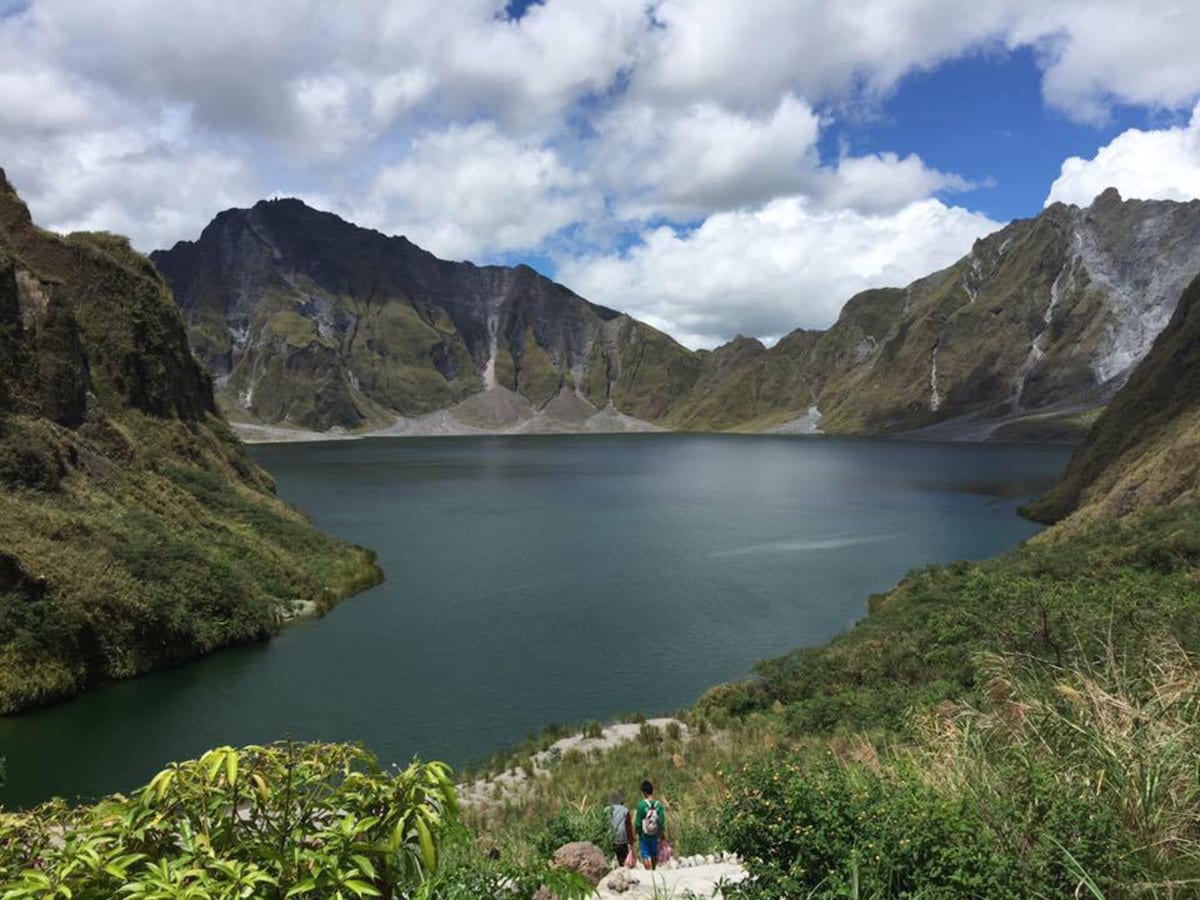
[601,869,640,894]
[552,841,610,887]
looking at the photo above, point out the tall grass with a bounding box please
[906,640,1200,896]
[463,714,789,862]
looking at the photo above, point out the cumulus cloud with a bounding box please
[1012,3,1200,124]
[362,122,598,260]
[1046,104,1200,206]
[2,0,1200,344]
[596,94,823,219]
[637,1,1200,125]
[558,198,1000,348]
[820,152,974,215]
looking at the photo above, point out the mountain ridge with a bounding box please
[153,188,1200,441]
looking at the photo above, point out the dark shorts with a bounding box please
[639,835,659,861]
[614,842,629,863]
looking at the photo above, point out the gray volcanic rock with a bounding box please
[1026,271,1200,522]
[152,200,699,432]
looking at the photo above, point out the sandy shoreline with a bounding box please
[233,387,666,444]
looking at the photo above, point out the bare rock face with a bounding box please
[151,200,699,432]
[551,841,611,887]
[1026,271,1200,522]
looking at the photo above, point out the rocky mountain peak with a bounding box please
[152,201,696,432]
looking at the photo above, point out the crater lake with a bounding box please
[0,434,1070,807]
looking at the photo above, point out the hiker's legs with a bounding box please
[639,836,658,870]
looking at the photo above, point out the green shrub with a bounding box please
[637,722,663,746]
[0,742,457,899]
[530,805,610,858]
[417,829,589,899]
[720,756,1021,899]
[0,424,61,490]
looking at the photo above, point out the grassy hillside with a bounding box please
[453,502,1200,897]
[0,171,380,712]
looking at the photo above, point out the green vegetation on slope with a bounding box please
[710,504,1200,734]
[0,170,380,712]
[0,413,380,712]
[460,503,1200,897]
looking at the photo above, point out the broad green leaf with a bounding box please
[415,817,436,870]
[351,854,377,880]
[285,878,317,898]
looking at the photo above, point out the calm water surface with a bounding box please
[0,434,1069,807]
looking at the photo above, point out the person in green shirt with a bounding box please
[634,780,667,870]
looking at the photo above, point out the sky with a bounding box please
[2,1,1200,348]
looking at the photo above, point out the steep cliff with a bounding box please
[0,170,380,713]
[152,200,700,432]
[659,189,1200,437]
[1025,272,1200,522]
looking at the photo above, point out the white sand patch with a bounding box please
[598,857,748,898]
[232,422,359,443]
[457,718,687,808]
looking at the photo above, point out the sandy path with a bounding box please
[597,858,748,898]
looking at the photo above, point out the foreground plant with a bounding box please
[0,741,460,899]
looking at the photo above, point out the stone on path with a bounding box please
[552,841,611,886]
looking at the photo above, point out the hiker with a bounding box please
[608,791,635,867]
[635,779,667,870]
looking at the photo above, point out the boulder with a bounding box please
[552,840,611,886]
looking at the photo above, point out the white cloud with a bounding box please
[1,127,257,250]
[2,0,1200,347]
[437,0,651,127]
[820,152,974,215]
[1046,103,1200,206]
[558,197,1000,348]
[1012,3,1200,124]
[597,94,822,219]
[363,122,598,260]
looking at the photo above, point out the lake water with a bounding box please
[0,434,1069,808]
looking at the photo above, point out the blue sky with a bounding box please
[829,45,1168,223]
[1,1,1199,346]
